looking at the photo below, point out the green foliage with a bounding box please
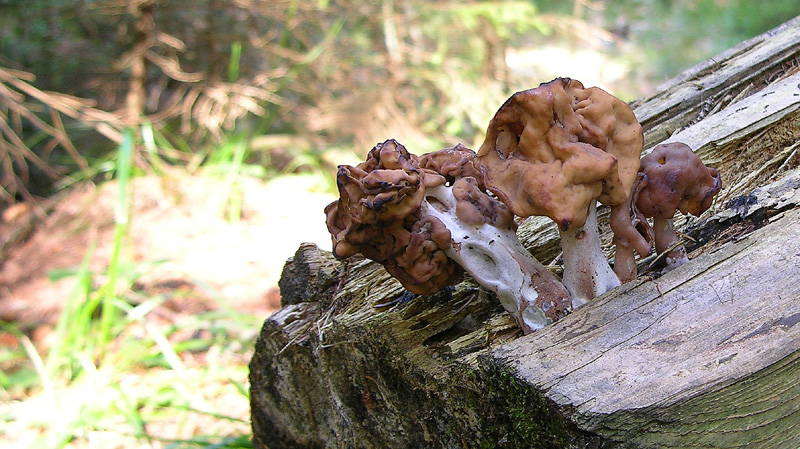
[428,2,550,40]
[228,41,242,83]
[202,138,253,222]
[3,0,798,193]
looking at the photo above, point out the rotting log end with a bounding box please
[250,244,606,449]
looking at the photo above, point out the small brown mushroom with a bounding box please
[477,78,644,307]
[326,139,571,333]
[635,142,721,270]
[611,141,722,279]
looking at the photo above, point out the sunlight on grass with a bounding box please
[0,128,257,449]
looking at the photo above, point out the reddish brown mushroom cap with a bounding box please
[419,143,516,229]
[637,142,722,219]
[324,139,462,294]
[617,141,722,273]
[476,78,643,230]
[451,176,516,228]
[573,83,644,205]
[385,216,461,295]
[419,143,484,186]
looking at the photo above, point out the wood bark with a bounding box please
[250,16,800,449]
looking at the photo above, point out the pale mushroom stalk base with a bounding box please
[560,200,621,308]
[653,217,690,270]
[423,185,568,334]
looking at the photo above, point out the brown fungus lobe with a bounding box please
[324,139,462,295]
[477,77,643,230]
[611,142,722,279]
[610,172,655,282]
[635,142,721,269]
[476,78,644,306]
[637,142,722,219]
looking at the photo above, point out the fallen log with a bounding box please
[250,16,800,449]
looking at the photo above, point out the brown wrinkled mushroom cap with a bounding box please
[385,216,461,295]
[451,176,516,229]
[477,78,643,230]
[637,142,722,219]
[419,144,516,228]
[419,143,485,186]
[324,139,462,295]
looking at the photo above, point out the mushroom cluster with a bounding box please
[476,78,643,307]
[612,142,722,281]
[325,139,461,294]
[324,78,721,334]
[325,139,571,333]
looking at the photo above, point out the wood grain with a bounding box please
[495,205,800,446]
[633,15,800,149]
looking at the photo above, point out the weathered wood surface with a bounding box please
[250,17,800,449]
[632,14,800,149]
[497,202,800,447]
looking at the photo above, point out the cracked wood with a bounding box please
[494,205,800,443]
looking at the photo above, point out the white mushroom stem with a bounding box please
[422,185,570,334]
[559,200,621,308]
[653,217,690,270]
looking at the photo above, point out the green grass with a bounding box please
[0,127,258,449]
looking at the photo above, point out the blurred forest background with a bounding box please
[1,0,798,202]
[0,1,798,448]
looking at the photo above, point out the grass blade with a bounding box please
[98,127,134,348]
[46,240,95,376]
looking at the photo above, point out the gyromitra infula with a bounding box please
[612,142,722,281]
[477,78,644,308]
[325,139,571,333]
